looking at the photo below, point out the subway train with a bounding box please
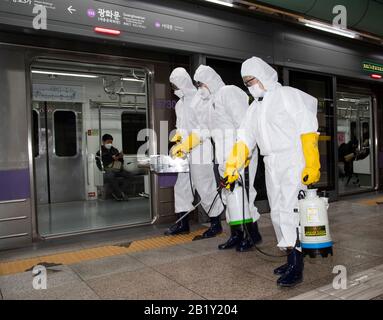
[0,0,382,250]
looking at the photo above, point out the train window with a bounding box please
[121,112,147,155]
[32,110,39,157]
[54,110,77,157]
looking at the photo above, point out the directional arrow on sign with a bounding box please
[67,6,76,14]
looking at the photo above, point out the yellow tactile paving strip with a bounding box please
[357,196,383,206]
[0,228,213,276]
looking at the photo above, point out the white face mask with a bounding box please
[174,90,184,99]
[198,87,211,100]
[249,83,265,99]
[104,143,113,150]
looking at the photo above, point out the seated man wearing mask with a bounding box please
[224,57,321,287]
[96,134,130,201]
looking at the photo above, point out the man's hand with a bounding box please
[301,132,321,186]
[112,153,123,161]
[220,176,235,192]
[170,133,200,158]
[170,144,187,158]
[223,141,250,190]
[302,168,321,186]
[223,167,239,190]
[171,132,183,143]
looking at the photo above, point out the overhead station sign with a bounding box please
[0,0,198,40]
[362,61,383,80]
[362,61,383,75]
[0,0,274,60]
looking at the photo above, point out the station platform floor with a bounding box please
[1,192,383,300]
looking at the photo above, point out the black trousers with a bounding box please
[103,169,131,196]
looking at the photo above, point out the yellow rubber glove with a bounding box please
[170,131,183,143]
[223,141,250,188]
[170,132,200,158]
[301,132,321,185]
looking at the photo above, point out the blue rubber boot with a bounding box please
[274,249,291,275]
[201,215,223,238]
[277,249,304,287]
[236,221,263,252]
[218,226,243,250]
[250,221,263,245]
[274,263,290,276]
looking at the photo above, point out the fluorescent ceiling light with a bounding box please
[300,19,357,39]
[122,78,145,82]
[205,0,234,7]
[32,70,99,78]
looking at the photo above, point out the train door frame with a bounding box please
[25,49,157,241]
[336,81,379,196]
[373,94,379,192]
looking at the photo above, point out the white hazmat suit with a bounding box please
[169,68,197,214]
[171,69,225,222]
[236,57,319,249]
[185,73,225,219]
[194,65,260,226]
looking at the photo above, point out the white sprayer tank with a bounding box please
[299,189,333,258]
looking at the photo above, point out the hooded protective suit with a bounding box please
[194,66,259,225]
[169,68,197,214]
[229,57,320,249]
[176,66,225,219]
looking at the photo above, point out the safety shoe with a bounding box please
[164,212,190,236]
[236,222,262,252]
[274,249,298,275]
[218,226,243,250]
[277,249,304,287]
[250,221,263,245]
[274,263,290,276]
[236,237,253,252]
[201,216,223,239]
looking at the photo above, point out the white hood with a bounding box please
[194,65,225,95]
[169,67,197,97]
[241,57,280,91]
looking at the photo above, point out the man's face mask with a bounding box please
[174,90,184,99]
[249,83,265,99]
[198,86,211,100]
[104,143,113,150]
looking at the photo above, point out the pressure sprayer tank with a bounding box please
[298,189,333,258]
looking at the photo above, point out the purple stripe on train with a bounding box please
[158,174,178,188]
[0,169,30,201]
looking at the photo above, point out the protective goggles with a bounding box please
[195,81,205,88]
[243,77,257,87]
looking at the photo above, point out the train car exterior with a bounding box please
[0,0,382,250]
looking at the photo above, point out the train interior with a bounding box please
[31,59,152,238]
[337,92,374,194]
